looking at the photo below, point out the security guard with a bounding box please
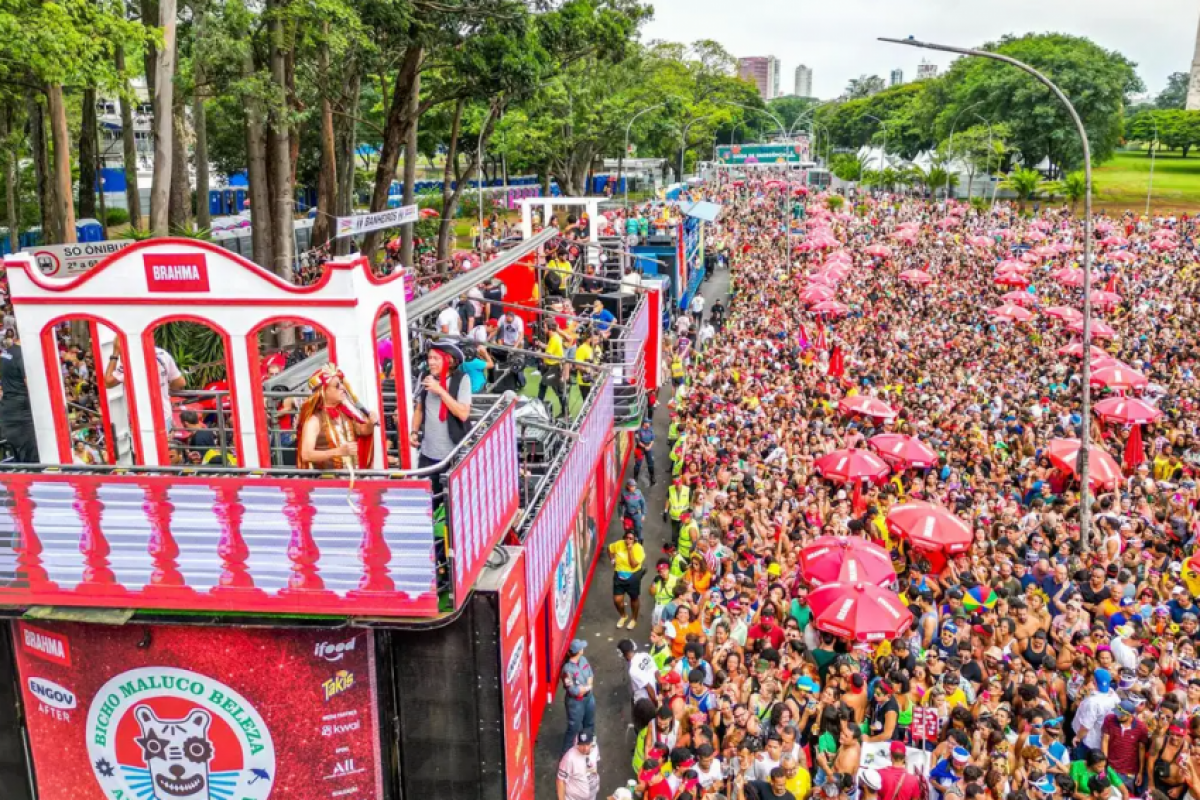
[633,419,656,485]
[664,477,690,543]
[560,639,594,756]
[676,509,698,560]
[619,479,647,541]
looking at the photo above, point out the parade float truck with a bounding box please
[0,225,659,800]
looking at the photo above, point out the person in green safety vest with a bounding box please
[664,476,690,542]
[676,510,698,560]
[667,411,680,444]
[670,435,688,477]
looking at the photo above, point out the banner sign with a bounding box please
[13,620,383,800]
[498,550,533,800]
[21,240,135,278]
[448,402,521,604]
[547,483,600,668]
[714,141,810,165]
[0,472,440,618]
[334,205,417,239]
[524,376,614,615]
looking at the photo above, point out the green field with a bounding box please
[1094,149,1200,213]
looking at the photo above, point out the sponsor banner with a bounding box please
[0,472,439,618]
[498,550,532,800]
[22,240,135,278]
[547,482,601,669]
[524,376,614,617]
[144,253,211,293]
[12,621,383,800]
[714,141,810,164]
[447,402,520,604]
[334,205,417,239]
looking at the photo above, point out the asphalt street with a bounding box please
[533,263,731,798]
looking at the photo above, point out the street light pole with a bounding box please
[623,101,670,207]
[1147,115,1159,216]
[882,35,1096,549]
[971,112,994,201]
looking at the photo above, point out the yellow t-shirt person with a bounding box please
[609,541,645,576]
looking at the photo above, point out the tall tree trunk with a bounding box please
[193,7,210,230]
[243,50,273,269]
[168,87,190,230]
[96,107,108,239]
[115,47,143,229]
[333,68,359,257]
[435,100,464,267]
[399,68,419,268]
[45,84,76,243]
[361,43,422,261]
[27,91,53,240]
[268,1,294,279]
[1,104,18,253]
[140,0,158,99]
[149,0,177,235]
[436,102,498,265]
[311,23,336,249]
[79,88,98,220]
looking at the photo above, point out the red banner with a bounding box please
[498,550,533,800]
[448,402,521,603]
[13,621,383,800]
[143,253,211,292]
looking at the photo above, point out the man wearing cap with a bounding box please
[676,509,699,560]
[1073,669,1120,760]
[747,606,787,651]
[557,731,600,800]
[561,639,596,756]
[928,746,972,800]
[410,341,472,473]
[633,419,657,486]
[618,639,658,707]
[878,741,922,800]
[1100,700,1149,793]
[860,769,883,800]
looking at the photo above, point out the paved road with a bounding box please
[534,265,731,798]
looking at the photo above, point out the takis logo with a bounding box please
[322,671,355,702]
[86,667,275,800]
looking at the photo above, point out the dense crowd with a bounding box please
[561,176,1200,800]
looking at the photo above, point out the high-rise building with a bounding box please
[794,65,813,98]
[916,60,939,80]
[738,56,780,100]
[1188,11,1200,109]
[890,68,904,87]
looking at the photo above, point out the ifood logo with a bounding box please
[28,677,77,710]
[314,638,358,662]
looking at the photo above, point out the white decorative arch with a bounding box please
[519,197,602,265]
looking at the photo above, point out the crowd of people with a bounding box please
[561,174,1200,800]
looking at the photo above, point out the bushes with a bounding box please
[105,208,130,227]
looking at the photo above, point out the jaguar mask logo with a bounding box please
[134,706,214,799]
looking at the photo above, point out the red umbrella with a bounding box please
[1098,235,1128,247]
[1151,239,1175,252]
[1047,438,1123,489]
[898,269,932,285]
[886,501,973,554]
[1000,291,1036,307]
[968,235,993,248]
[1093,396,1162,425]
[800,286,835,304]
[1053,268,1085,287]
[1090,365,1148,391]
[988,304,1034,322]
[1109,251,1136,265]
[811,300,849,317]
[799,537,896,587]
[807,583,913,642]
[839,395,897,421]
[1043,306,1083,324]
[1067,319,1117,340]
[814,448,891,484]
[996,258,1027,273]
[419,208,440,219]
[994,272,1030,288]
[1089,290,1122,308]
[868,434,939,468]
[864,244,892,258]
[1058,342,1109,359]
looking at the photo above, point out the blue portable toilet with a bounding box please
[209,191,223,216]
[234,189,247,213]
[76,219,103,242]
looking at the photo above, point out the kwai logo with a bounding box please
[85,667,276,800]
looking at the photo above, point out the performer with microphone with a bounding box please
[297,363,378,470]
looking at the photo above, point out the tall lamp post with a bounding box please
[882,35,1096,548]
[622,100,678,207]
[970,112,994,200]
[1147,115,1159,216]
[863,114,889,177]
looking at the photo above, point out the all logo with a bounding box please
[553,538,577,630]
[85,667,276,800]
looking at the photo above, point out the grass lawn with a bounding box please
[1094,149,1200,213]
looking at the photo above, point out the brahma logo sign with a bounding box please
[21,624,71,667]
[85,667,276,800]
[144,253,211,293]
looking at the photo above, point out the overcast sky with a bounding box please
[641,0,1198,101]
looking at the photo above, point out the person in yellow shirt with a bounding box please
[538,320,569,419]
[609,527,646,628]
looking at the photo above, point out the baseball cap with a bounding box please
[1032,776,1057,795]
[952,747,971,764]
[569,639,588,654]
[577,731,593,744]
[1117,700,1136,716]
[1094,668,1112,692]
[889,741,907,756]
[861,769,883,792]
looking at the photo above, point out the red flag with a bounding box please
[1104,273,1118,294]
[828,345,845,377]
[1124,424,1146,471]
[851,480,866,515]
[814,321,828,351]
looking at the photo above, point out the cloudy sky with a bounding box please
[641,0,1197,100]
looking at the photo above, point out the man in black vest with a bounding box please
[410,342,472,479]
[0,329,39,463]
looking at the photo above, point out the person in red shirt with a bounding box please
[878,741,923,800]
[746,605,787,651]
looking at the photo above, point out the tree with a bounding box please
[944,122,1011,198]
[936,33,1142,174]
[1157,72,1189,109]
[845,75,885,99]
[1128,109,1200,158]
[999,167,1053,214]
[150,0,178,235]
[829,153,867,182]
[1061,170,1086,213]
[767,95,816,132]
